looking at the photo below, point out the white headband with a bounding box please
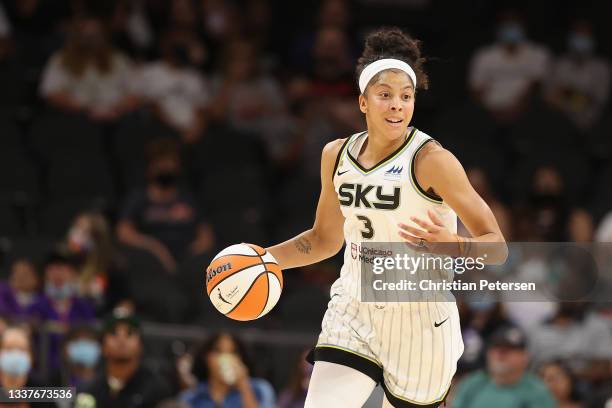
[358,58,417,94]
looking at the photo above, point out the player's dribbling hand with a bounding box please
[398,209,459,256]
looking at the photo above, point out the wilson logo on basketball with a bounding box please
[206,262,232,284]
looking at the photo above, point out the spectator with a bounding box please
[75,310,171,407]
[595,211,612,242]
[526,165,569,241]
[134,29,209,143]
[0,258,41,317]
[458,300,513,372]
[117,138,214,272]
[586,370,612,408]
[210,39,296,163]
[199,0,239,47]
[464,167,512,240]
[452,326,555,408]
[61,326,101,387]
[545,20,610,131]
[308,26,360,134]
[277,349,311,408]
[242,0,273,50]
[0,1,10,63]
[567,208,594,242]
[501,255,558,330]
[27,247,95,325]
[26,247,95,372]
[169,0,202,33]
[180,332,275,408]
[66,211,132,314]
[527,302,612,377]
[309,26,354,99]
[289,0,352,71]
[39,15,136,122]
[0,325,57,407]
[109,0,155,57]
[0,317,8,338]
[469,11,550,122]
[0,2,9,39]
[538,360,583,408]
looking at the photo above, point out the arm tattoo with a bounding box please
[294,237,312,254]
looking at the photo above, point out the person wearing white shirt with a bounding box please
[545,20,610,131]
[469,12,551,123]
[133,31,209,143]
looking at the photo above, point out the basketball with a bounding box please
[205,243,283,321]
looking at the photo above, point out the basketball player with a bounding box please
[267,28,507,408]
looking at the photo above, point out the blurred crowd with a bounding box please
[0,0,612,407]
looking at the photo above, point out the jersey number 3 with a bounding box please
[356,215,374,239]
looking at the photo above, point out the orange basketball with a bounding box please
[205,243,283,321]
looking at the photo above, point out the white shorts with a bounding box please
[307,294,464,407]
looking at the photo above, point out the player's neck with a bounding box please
[362,128,407,162]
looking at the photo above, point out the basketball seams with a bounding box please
[246,243,266,256]
[255,248,269,319]
[225,271,269,318]
[257,271,270,319]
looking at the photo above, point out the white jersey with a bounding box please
[312,127,464,406]
[332,127,458,301]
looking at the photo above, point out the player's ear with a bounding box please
[359,94,367,114]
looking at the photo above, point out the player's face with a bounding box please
[359,70,415,141]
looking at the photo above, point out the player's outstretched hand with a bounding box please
[398,209,459,256]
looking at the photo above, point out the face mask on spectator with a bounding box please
[0,350,31,377]
[67,339,101,368]
[497,23,525,45]
[154,171,179,187]
[45,282,77,300]
[68,228,95,254]
[15,292,35,308]
[568,33,593,55]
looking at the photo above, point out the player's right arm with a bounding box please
[266,139,346,270]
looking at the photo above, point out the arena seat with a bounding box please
[118,245,191,323]
[44,150,115,201]
[0,151,39,203]
[0,113,23,150]
[38,197,105,238]
[0,236,57,278]
[29,110,104,161]
[112,112,179,191]
[0,203,23,238]
[0,61,28,110]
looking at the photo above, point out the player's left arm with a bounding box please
[398,142,508,263]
